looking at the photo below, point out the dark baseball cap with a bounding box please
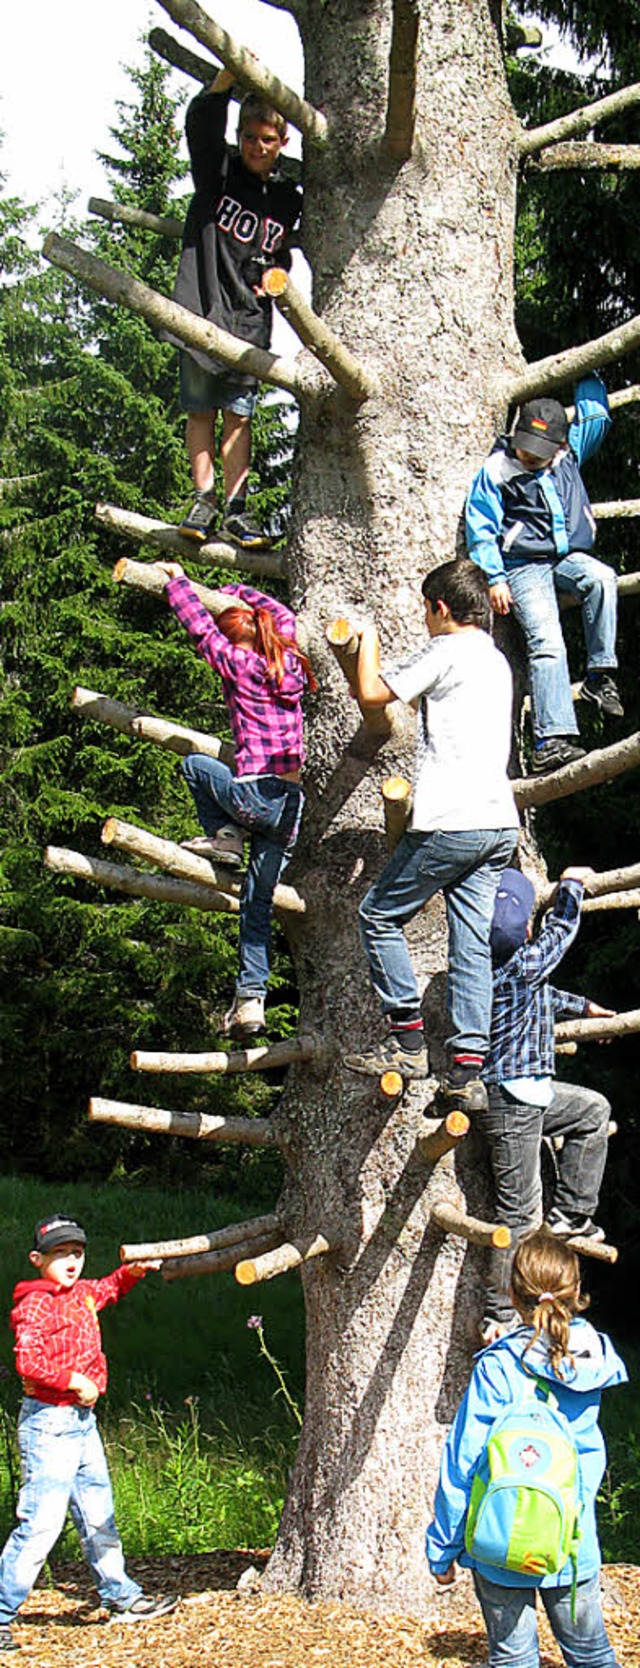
[33,1214,87,1254]
[513,397,568,461]
[490,868,536,964]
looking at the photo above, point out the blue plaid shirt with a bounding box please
[484,880,588,1085]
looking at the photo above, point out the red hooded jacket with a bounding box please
[10,1268,140,1406]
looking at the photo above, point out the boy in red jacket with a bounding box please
[0,1214,177,1652]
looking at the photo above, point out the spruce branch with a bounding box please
[528,142,640,172]
[519,81,640,159]
[504,311,640,405]
[512,733,640,811]
[154,0,327,144]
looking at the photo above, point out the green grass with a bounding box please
[598,1341,640,1563]
[0,1174,304,1554]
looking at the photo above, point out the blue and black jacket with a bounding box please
[465,375,611,585]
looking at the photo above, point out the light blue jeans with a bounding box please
[506,553,618,741]
[182,754,303,999]
[358,827,518,1055]
[473,1570,621,1667]
[0,1400,141,1624]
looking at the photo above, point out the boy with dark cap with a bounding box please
[0,1214,177,1652]
[465,374,622,776]
[479,867,615,1342]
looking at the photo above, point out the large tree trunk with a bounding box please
[263,0,521,1614]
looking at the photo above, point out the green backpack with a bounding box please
[465,1376,582,1605]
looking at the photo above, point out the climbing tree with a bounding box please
[37,0,640,1617]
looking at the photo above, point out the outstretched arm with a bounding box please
[355,625,395,706]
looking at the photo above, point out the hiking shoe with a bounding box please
[0,1627,18,1653]
[545,1211,606,1243]
[220,994,266,1039]
[435,1073,488,1114]
[220,508,273,550]
[180,826,244,869]
[179,493,218,543]
[531,738,586,776]
[344,1036,429,1080]
[580,673,624,719]
[110,1594,179,1624]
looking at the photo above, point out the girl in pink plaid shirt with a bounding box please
[159,564,316,1038]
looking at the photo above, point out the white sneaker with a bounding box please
[180,826,244,869]
[220,995,266,1038]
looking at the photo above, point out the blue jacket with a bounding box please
[426,1320,627,1588]
[466,375,611,585]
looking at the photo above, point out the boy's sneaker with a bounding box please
[580,672,624,718]
[435,1071,488,1114]
[110,1594,179,1624]
[179,493,217,543]
[180,826,244,869]
[220,994,266,1039]
[0,1627,18,1653]
[545,1211,606,1243]
[344,1036,429,1080]
[531,738,586,776]
[220,507,273,550]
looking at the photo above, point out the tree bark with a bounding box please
[95,501,286,580]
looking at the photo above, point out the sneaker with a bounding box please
[344,1036,429,1080]
[530,738,587,776]
[220,994,266,1039]
[179,494,218,543]
[180,826,244,869]
[545,1211,606,1243]
[220,508,273,550]
[0,1627,18,1653]
[110,1594,179,1624]
[580,673,624,719]
[435,1073,488,1114]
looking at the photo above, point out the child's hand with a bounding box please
[584,1001,616,1020]
[127,1261,162,1278]
[69,1371,100,1407]
[561,866,595,884]
[490,581,512,615]
[155,561,184,584]
[433,1565,457,1587]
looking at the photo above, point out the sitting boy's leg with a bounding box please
[69,1417,141,1613]
[0,1405,82,1627]
[507,561,584,765]
[542,1081,610,1237]
[439,828,518,1110]
[553,553,623,718]
[480,1086,544,1327]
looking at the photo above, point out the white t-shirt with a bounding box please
[383,630,518,832]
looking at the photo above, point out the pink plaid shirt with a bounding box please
[166,579,308,777]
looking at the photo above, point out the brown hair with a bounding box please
[238,94,288,141]
[218,605,317,693]
[511,1230,589,1379]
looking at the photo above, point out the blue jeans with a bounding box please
[182,754,303,999]
[0,1400,141,1624]
[358,827,518,1054]
[506,553,618,740]
[480,1080,611,1323]
[473,1570,621,1667]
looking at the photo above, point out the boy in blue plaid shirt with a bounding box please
[480,865,615,1341]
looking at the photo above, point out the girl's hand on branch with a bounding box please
[156,561,185,584]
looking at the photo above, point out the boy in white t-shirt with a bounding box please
[345,558,519,1112]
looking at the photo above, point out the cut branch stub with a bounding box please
[504,311,640,406]
[148,23,218,84]
[430,1200,511,1249]
[112,555,254,615]
[416,1112,470,1164]
[262,269,378,403]
[162,1231,283,1282]
[582,889,640,913]
[528,142,640,172]
[382,775,412,853]
[71,685,235,767]
[96,501,286,580]
[325,619,394,738]
[131,1033,322,1074]
[88,196,184,240]
[120,1213,280,1262]
[539,858,640,909]
[555,1008,640,1046]
[88,1097,276,1146]
[101,815,306,916]
[235,1233,332,1286]
[519,80,640,159]
[154,0,328,146]
[42,233,313,403]
[44,846,239,916]
[512,732,640,811]
[379,1070,404,1099]
[385,0,419,161]
[562,1235,618,1265]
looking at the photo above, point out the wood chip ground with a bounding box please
[10,1554,638,1665]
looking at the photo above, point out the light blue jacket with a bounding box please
[426,1320,627,1587]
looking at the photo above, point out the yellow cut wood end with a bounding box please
[380,1070,404,1098]
[445,1111,470,1138]
[325,617,353,647]
[492,1226,511,1249]
[113,558,127,581]
[235,1260,257,1285]
[382,775,412,803]
[262,266,288,297]
[101,817,117,844]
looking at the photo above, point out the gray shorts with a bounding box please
[179,351,258,417]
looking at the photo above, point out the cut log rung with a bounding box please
[235,1233,332,1286]
[430,1200,511,1249]
[120,1212,280,1263]
[88,1097,276,1146]
[131,1032,322,1075]
[416,1112,470,1163]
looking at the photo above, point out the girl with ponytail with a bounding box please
[427,1230,627,1667]
[158,563,316,1038]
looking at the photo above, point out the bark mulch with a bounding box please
[9,1553,638,1666]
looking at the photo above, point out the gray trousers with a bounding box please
[480,1079,611,1323]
